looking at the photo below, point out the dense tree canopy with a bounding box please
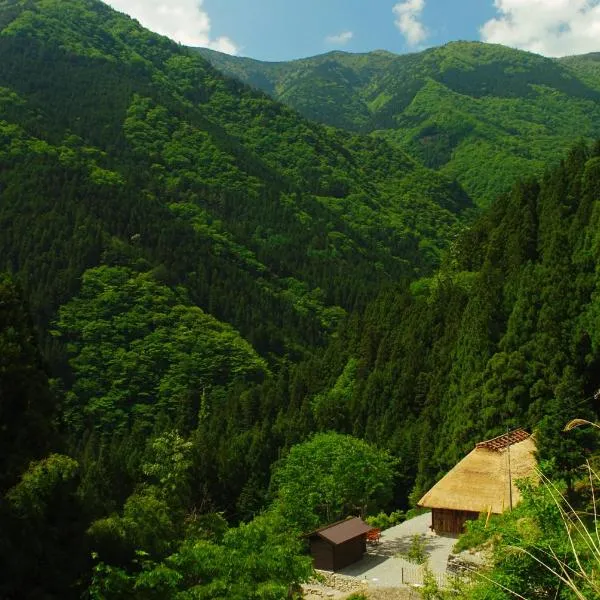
[199,43,600,205]
[56,266,268,435]
[270,432,397,531]
[1,0,600,597]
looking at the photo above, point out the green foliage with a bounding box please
[142,431,193,506]
[56,266,268,433]
[1,452,87,598]
[126,511,311,600]
[200,42,600,206]
[365,509,406,530]
[420,565,451,600]
[405,534,428,565]
[292,140,600,504]
[88,440,312,599]
[7,453,78,518]
[0,274,56,492]
[405,507,431,521]
[311,357,358,430]
[0,0,473,371]
[270,432,397,531]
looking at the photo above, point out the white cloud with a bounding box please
[393,0,429,46]
[481,0,600,57]
[325,31,354,45]
[103,0,238,54]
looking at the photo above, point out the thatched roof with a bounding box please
[418,430,537,514]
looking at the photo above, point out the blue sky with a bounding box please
[105,1,600,60]
[203,0,497,60]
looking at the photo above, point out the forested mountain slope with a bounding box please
[2,1,600,597]
[280,140,600,504]
[198,43,600,204]
[0,1,474,594]
[0,0,471,356]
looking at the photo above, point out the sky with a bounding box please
[104,0,600,61]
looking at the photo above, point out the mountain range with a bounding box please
[1,1,600,597]
[0,0,473,351]
[197,44,600,204]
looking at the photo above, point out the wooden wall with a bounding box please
[431,508,479,535]
[309,535,366,571]
[310,537,334,570]
[333,536,366,571]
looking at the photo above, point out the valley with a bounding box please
[0,1,599,598]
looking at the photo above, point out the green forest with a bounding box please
[198,44,600,205]
[1,0,600,598]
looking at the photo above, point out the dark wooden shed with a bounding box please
[307,517,372,571]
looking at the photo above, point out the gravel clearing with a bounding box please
[338,513,456,588]
[303,513,459,597]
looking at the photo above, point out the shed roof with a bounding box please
[418,430,537,514]
[309,517,372,545]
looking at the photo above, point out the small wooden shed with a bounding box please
[307,517,372,571]
[418,429,537,535]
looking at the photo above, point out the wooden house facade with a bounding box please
[418,429,537,536]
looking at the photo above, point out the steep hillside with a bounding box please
[198,42,600,204]
[558,52,600,89]
[277,139,600,503]
[0,0,472,357]
[0,1,473,595]
[2,2,600,597]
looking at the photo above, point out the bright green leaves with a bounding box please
[142,431,193,507]
[56,266,268,433]
[88,431,192,562]
[7,453,78,518]
[88,430,311,600]
[97,512,312,600]
[270,432,397,532]
[458,479,600,600]
[311,358,357,431]
[124,95,259,197]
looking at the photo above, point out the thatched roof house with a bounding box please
[418,429,537,535]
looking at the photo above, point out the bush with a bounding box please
[402,534,427,565]
[405,507,430,520]
[365,509,405,530]
[453,513,495,553]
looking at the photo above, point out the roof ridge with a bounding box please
[476,428,530,451]
[305,516,364,537]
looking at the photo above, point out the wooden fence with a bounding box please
[399,565,473,588]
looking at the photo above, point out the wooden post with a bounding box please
[485,505,492,528]
[401,567,404,584]
[508,438,513,511]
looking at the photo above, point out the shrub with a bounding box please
[406,534,428,564]
[365,509,405,530]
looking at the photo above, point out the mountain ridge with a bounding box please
[0,0,474,352]
[196,41,600,205]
